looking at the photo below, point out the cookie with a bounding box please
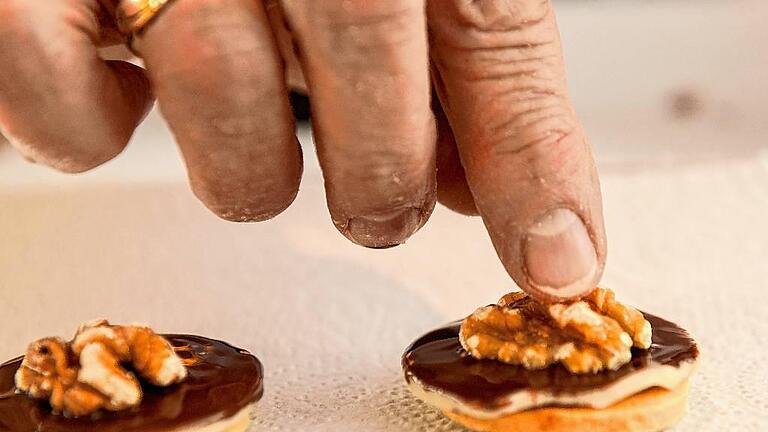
[0,322,262,432]
[402,289,699,432]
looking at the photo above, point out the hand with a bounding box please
[0,0,605,302]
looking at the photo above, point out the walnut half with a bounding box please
[14,320,187,417]
[459,288,652,374]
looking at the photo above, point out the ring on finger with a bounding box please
[116,0,176,35]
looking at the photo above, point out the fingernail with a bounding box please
[524,208,597,299]
[346,208,423,248]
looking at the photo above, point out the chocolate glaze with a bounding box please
[403,313,698,410]
[0,335,263,432]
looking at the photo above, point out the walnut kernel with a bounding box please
[14,320,187,417]
[459,288,652,374]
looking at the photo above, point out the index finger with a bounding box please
[427,0,606,302]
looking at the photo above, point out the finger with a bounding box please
[428,0,606,302]
[264,0,307,92]
[0,1,152,173]
[136,0,302,222]
[283,0,436,248]
[432,91,478,216]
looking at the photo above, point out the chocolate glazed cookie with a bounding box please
[0,335,263,432]
[404,314,697,409]
[402,290,699,432]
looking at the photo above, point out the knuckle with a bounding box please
[482,125,585,190]
[287,0,424,55]
[157,52,273,93]
[0,2,129,174]
[433,1,560,82]
[158,76,290,146]
[147,2,281,82]
[486,109,577,161]
[466,93,579,180]
[191,111,278,142]
[449,36,563,83]
[451,0,551,34]
[146,8,290,141]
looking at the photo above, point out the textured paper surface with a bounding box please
[1,148,767,431]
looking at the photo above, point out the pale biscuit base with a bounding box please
[444,381,689,432]
[168,402,256,432]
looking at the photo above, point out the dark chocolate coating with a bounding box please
[403,313,698,410]
[0,335,263,432]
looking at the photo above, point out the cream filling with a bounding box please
[407,359,698,420]
[169,402,256,432]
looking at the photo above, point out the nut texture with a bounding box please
[14,320,187,417]
[460,288,652,374]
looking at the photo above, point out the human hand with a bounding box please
[0,0,605,302]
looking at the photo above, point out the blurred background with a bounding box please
[1,1,766,431]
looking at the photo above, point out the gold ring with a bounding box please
[116,0,175,35]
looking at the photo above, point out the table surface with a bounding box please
[1,1,767,431]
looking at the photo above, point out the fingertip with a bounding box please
[327,166,437,249]
[202,196,298,223]
[427,0,607,303]
[195,189,300,223]
[189,158,303,223]
[518,208,603,302]
[340,206,428,248]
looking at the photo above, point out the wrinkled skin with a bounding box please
[0,0,606,302]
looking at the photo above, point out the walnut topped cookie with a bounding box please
[0,320,263,432]
[402,288,699,432]
[460,288,652,373]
